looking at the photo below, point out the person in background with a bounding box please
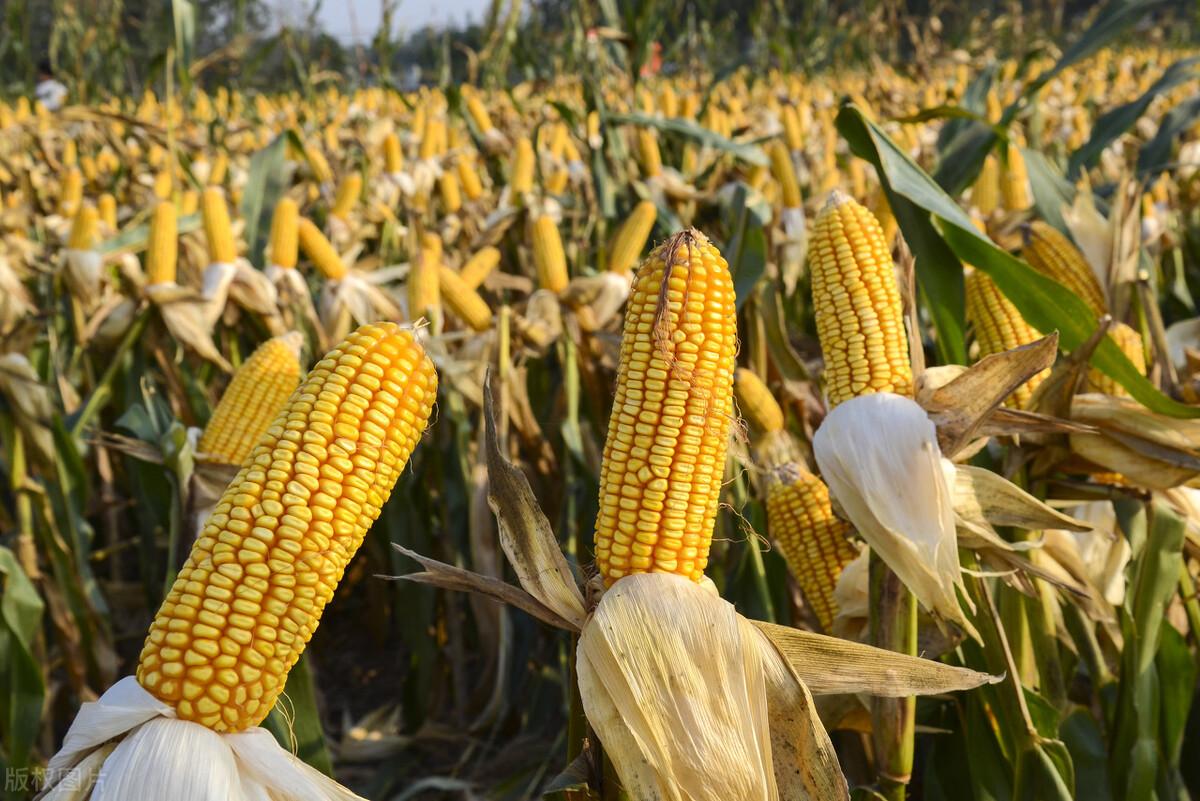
[35,59,68,111]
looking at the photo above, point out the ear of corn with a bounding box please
[459,246,500,290]
[457,155,485,200]
[972,154,1001,216]
[136,322,437,732]
[1022,221,1106,315]
[198,334,304,465]
[766,464,860,632]
[768,140,802,209]
[810,191,912,407]
[331,173,362,219]
[511,137,535,195]
[1088,322,1146,397]
[636,129,663,178]
[409,232,442,321]
[439,170,463,213]
[60,167,83,216]
[298,218,347,280]
[734,368,785,434]
[153,169,174,200]
[268,198,299,269]
[465,91,494,133]
[439,266,493,331]
[607,200,657,275]
[146,200,179,286]
[201,187,239,264]
[531,215,569,293]
[68,203,99,251]
[965,271,1048,408]
[594,230,737,584]
[383,133,404,174]
[98,193,118,229]
[1001,141,1031,211]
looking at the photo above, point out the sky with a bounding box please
[284,0,492,42]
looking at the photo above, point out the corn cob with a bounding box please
[98,193,117,229]
[965,270,1048,408]
[198,334,304,465]
[459,246,501,290]
[1001,141,1031,211]
[68,203,99,251]
[607,201,657,275]
[1088,322,1145,397]
[137,322,437,732]
[972,154,1001,216]
[201,187,239,264]
[544,167,570,196]
[594,229,737,583]
[781,105,805,152]
[810,192,913,407]
[734,368,784,434]
[210,152,229,186]
[331,173,362,219]
[439,170,463,213]
[146,201,178,286]
[439,266,493,331]
[180,190,199,216]
[531,215,569,293]
[305,145,332,185]
[409,233,442,321]
[637,129,663,178]
[383,132,404,174]
[298,218,347,280]
[153,169,173,200]
[1022,221,1106,315]
[60,167,83,216]
[457,155,485,201]
[63,139,78,166]
[511,137,535,196]
[464,91,495,134]
[766,464,860,631]
[768,140,802,209]
[268,198,299,269]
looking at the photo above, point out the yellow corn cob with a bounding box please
[637,129,663,178]
[768,140,802,209]
[531,215,569,293]
[607,200,658,275]
[384,132,404,174]
[305,146,332,185]
[544,167,570,195]
[201,187,239,264]
[419,117,445,160]
[439,266,493,332]
[181,189,200,216]
[98,193,117,230]
[734,368,784,434]
[268,198,299,269]
[409,232,442,320]
[766,464,860,632]
[80,154,97,183]
[781,105,805,152]
[965,271,1048,408]
[298,218,347,280]
[1022,221,1107,315]
[457,155,485,201]
[972,154,1001,216]
[146,201,178,286]
[464,91,494,133]
[1088,322,1146,397]
[67,203,99,251]
[210,152,229,186]
[459,246,501,290]
[439,170,462,213]
[1001,141,1031,211]
[594,229,738,583]
[137,322,437,732]
[511,137,535,195]
[198,334,304,465]
[810,191,913,407]
[153,169,173,200]
[60,167,83,216]
[63,139,78,167]
[331,173,361,220]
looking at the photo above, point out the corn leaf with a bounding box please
[240,132,291,269]
[605,112,769,167]
[1138,92,1200,174]
[0,546,44,773]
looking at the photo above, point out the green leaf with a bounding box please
[240,133,290,268]
[1138,92,1200,174]
[1155,622,1195,767]
[1014,743,1074,801]
[171,0,195,94]
[99,212,201,255]
[1061,710,1113,801]
[1023,147,1075,234]
[722,183,768,309]
[1068,56,1200,178]
[0,546,45,772]
[604,111,769,166]
[263,654,334,776]
[1128,503,1186,675]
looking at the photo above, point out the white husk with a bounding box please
[62,248,105,306]
[813,393,973,634]
[42,676,365,801]
[203,260,280,322]
[318,269,405,327]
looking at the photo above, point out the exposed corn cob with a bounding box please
[459,246,501,290]
[409,232,442,321]
[201,187,239,264]
[972,154,1001,216]
[594,229,737,583]
[198,334,304,465]
[331,173,362,219]
[768,140,802,209]
[607,200,657,275]
[1022,221,1106,315]
[383,132,404,174]
[464,91,495,134]
[766,463,860,631]
[439,170,463,213]
[146,201,178,286]
[305,145,332,184]
[180,189,199,216]
[734,368,784,434]
[1000,141,1031,211]
[1088,322,1146,397]
[137,322,437,731]
[298,218,346,280]
[810,192,913,407]
[60,167,83,216]
[511,137,535,196]
[965,270,1048,408]
[68,203,99,251]
[267,198,299,269]
[781,105,804,151]
[457,155,485,200]
[153,169,173,200]
[210,152,229,185]
[531,215,569,293]
[637,129,663,178]
[439,266,493,331]
[98,193,117,229]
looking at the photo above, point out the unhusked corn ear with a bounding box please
[594,229,738,584]
[810,191,912,407]
[1022,221,1106,315]
[201,187,239,264]
[146,201,178,286]
[198,333,304,465]
[510,137,535,195]
[768,140,802,209]
[268,198,299,269]
[972,154,1001,216]
[1001,142,1031,211]
[439,266,492,331]
[637,129,663,178]
[531,215,568,293]
[98,193,118,229]
[136,322,437,732]
[1088,322,1146,397]
[766,463,860,632]
[459,246,500,289]
[734,368,784,434]
[409,233,442,320]
[68,203,99,250]
[331,173,362,219]
[383,132,404,174]
[298,218,347,280]
[965,270,1048,408]
[607,200,657,275]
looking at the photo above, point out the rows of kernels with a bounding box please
[1088,321,1146,397]
[298,218,347,280]
[734,368,785,434]
[965,271,1048,408]
[1022,221,1107,315]
[201,187,239,264]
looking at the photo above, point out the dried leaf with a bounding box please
[953,464,1091,533]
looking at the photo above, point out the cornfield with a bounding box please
[3,2,1200,800]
